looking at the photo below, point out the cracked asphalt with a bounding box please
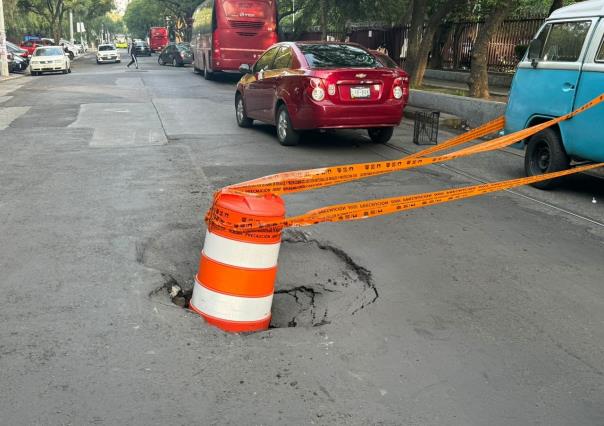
[1,52,604,425]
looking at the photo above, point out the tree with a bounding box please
[16,0,111,42]
[405,0,466,87]
[468,0,517,98]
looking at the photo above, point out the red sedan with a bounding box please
[235,42,409,146]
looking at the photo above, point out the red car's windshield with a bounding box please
[299,44,382,69]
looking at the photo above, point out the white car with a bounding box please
[29,46,71,76]
[59,39,79,59]
[96,44,121,64]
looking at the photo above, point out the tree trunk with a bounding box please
[429,23,449,69]
[549,0,564,15]
[406,0,464,87]
[404,0,427,85]
[468,2,515,98]
[320,0,327,40]
[409,25,438,86]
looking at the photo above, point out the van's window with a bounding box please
[538,21,591,62]
[596,37,604,62]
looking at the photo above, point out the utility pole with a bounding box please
[292,0,295,33]
[0,0,9,77]
[70,11,74,43]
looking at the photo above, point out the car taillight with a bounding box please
[327,84,336,96]
[392,76,409,101]
[309,78,326,101]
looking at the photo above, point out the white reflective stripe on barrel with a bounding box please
[191,280,273,323]
[203,231,281,269]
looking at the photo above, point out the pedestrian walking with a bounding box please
[127,41,138,69]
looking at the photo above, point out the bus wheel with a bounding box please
[524,128,570,190]
[204,59,214,81]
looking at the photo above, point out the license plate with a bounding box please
[350,87,371,99]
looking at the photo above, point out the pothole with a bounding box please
[142,228,378,329]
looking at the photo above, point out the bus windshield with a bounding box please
[222,0,274,21]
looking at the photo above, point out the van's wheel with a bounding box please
[276,105,300,146]
[204,57,214,80]
[368,127,394,144]
[235,93,253,128]
[525,127,570,190]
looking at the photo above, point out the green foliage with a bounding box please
[123,0,165,39]
[123,0,199,40]
[7,0,112,41]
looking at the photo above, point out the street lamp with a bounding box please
[0,0,9,77]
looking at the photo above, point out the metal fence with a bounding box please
[283,16,545,73]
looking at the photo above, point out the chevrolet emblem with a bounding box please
[356,73,367,79]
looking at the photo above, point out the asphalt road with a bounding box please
[1,51,603,425]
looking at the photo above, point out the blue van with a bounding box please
[505,0,604,188]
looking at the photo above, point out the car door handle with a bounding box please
[562,82,576,92]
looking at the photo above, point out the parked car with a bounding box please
[29,46,71,75]
[158,43,193,67]
[19,38,54,56]
[7,41,29,61]
[235,42,409,146]
[96,44,121,64]
[504,0,604,188]
[59,39,79,59]
[132,40,151,56]
[7,52,28,73]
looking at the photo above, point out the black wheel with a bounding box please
[96,60,100,64]
[235,93,253,128]
[193,65,200,74]
[368,127,394,144]
[158,56,164,65]
[62,68,68,74]
[67,67,72,74]
[204,56,214,80]
[524,127,570,189]
[69,52,75,60]
[276,105,300,146]
[173,58,178,67]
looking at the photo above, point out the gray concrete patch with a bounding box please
[69,103,167,146]
[0,106,30,130]
[153,98,246,137]
[0,95,12,104]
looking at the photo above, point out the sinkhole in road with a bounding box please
[142,229,379,329]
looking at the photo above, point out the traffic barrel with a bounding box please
[190,192,285,332]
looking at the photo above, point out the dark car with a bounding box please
[158,43,193,67]
[8,53,28,73]
[133,41,151,56]
[235,42,409,146]
[7,41,29,61]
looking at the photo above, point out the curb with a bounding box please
[409,89,507,128]
[0,73,25,83]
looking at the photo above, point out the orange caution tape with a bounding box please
[207,94,604,232]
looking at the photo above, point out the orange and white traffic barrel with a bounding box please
[190,191,285,333]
